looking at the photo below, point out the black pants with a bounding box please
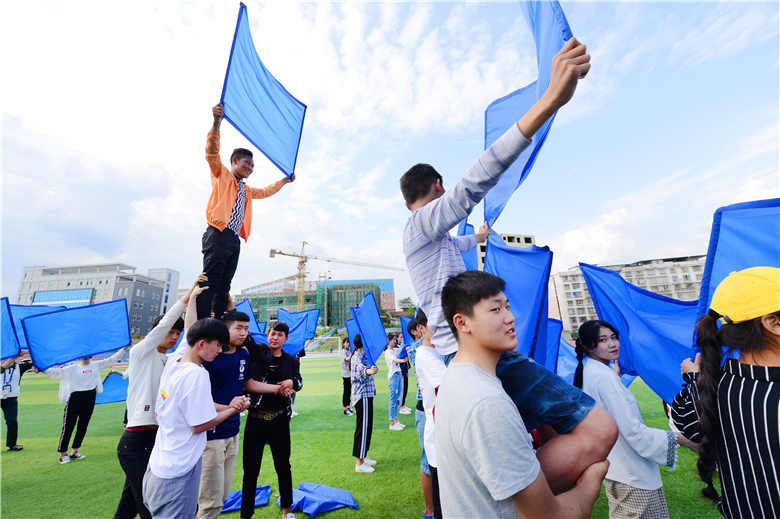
[114,428,157,519]
[430,466,442,519]
[401,370,409,407]
[352,396,373,459]
[341,377,351,408]
[242,415,292,517]
[2,397,19,448]
[197,225,241,319]
[58,389,96,453]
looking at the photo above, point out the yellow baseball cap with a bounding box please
[710,267,780,325]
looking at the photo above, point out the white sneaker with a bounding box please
[290,410,299,418]
[389,422,404,431]
[399,406,412,415]
[355,463,375,473]
[283,513,296,519]
[363,457,377,466]
[58,455,71,464]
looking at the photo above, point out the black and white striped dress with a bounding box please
[671,359,780,519]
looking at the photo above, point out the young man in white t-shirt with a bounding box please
[142,317,250,519]
[435,271,608,519]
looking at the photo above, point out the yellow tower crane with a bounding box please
[269,241,404,311]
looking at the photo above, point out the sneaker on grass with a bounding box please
[389,422,404,431]
[70,452,86,460]
[363,457,377,466]
[355,463,375,473]
[58,455,71,464]
[283,513,296,519]
[399,406,412,415]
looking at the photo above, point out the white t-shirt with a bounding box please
[415,346,446,467]
[148,358,216,479]
[384,347,401,378]
[435,362,540,519]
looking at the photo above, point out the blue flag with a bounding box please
[1,298,21,360]
[221,2,306,177]
[580,263,698,403]
[9,304,66,350]
[21,300,131,371]
[542,318,563,373]
[95,372,128,404]
[345,318,360,351]
[235,299,268,344]
[277,308,319,356]
[697,198,780,318]
[350,292,387,367]
[279,482,359,517]
[483,232,552,361]
[457,220,479,270]
[483,1,572,225]
[222,485,271,513]
[399,315,415,347]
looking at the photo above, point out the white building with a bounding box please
[550,255,706,337]
[148,268,180,315]
[477,233,536,270]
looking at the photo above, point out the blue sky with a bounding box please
[2,1,778,304]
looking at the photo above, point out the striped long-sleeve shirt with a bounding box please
[403,124,530,356]
[350,352,376,404]
[670,359,780,519]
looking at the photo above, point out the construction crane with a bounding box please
[269,241,404,311]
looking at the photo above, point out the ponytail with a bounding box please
[573,338,585,389]
[695,310,722,502]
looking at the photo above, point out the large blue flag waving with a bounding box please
[1,298,21,360]
[221,2,306,177]
[10,304,66,350]
[350,293,387,367]
[580,263,698,403]
[483,1,572,225]
[276,308,319,356]
[21,300,131,371]
[235,299,268,344]
[345,318,360,351]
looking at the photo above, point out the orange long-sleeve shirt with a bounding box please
[205,130,286,241]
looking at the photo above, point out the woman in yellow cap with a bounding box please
[671,266,780,518]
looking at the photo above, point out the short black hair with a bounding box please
[400,163,443,205]
[406,318,418,336]
[441,270,506,337]
[271,321,289,336]
[230,148,253,165]
[415,308,428,327]
[151,314,184,332]
[353,334,363,349]
[186,318,229,347]
[222,310,250,326]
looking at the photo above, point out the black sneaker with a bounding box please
[70,452,86,460]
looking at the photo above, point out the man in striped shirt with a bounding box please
[401,38,618,491]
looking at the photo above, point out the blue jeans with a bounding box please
[388,372,402,421]
[415,409,430,476]
[443,349,594,433]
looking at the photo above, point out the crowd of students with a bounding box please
[4,35,778,519]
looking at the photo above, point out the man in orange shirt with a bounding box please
[197,104,294,320]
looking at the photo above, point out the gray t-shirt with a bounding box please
[435,362,540,519]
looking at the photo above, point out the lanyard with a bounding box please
[2,365,16,386]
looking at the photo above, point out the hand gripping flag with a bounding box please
[221,3,306,177]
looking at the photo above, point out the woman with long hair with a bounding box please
[670,267,780,517]
[574,320,677,519]
[350,334,378,473]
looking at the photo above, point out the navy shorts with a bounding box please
[442,349,594,433]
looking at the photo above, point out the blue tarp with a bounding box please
[483,1,572,225]
[457,220,479,270]
[350,292,387,367]
[483,232,552,362]
[278,482,359,517]
[1,298,21,360]
[542,318,563,373]
[221,485,271,513]
[9,304,66,350]
[235,299,268,344]
[221,2,306,177]
[21,300,131,371]
[345,318,360,351]
[95,372,128,404]
[696,198,780,319]
[277,308,320,356]
[579,263,698,404]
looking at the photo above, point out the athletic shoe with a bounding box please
[355,463,375,473]
[290,410,299,418]
[363,457,377,466]
[423,512,434,519]
[399,406,412,415]
[343,408,355,416]
[70,452,86,460]
[283,513,296,519]
[58,455,71,464]
[7,445,23,451]
[389,422,404,431]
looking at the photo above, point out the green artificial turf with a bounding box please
[1,356,721,518]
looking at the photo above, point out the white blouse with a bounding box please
[581,356,677,490]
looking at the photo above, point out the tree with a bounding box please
[399,297,416,316]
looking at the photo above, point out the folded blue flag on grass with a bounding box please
[483,1,573,225]
[222,485,271,513]
[350,293,387,367]
[21,300,131,371]
[1,298,21,360]
[580,263,698,403]
[278,482,358,517]
[235,299,268,344]
[96,372,128,404]
[221,2,306,177]
[9,304,66,350]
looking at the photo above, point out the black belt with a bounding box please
[249,408,287,421]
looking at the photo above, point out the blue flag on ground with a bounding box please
[483,232,552,362]
[21,300,131,371]
[579,263,698,403]
[457,220,479,270]
[235,299,268,344]
[483,1,572,225]
[278,482,358,517]
[222,485,271,513]
[696,198,780,319]
[350,292,387,367]
[221,2,306,177]
[277,308,320,356]
[9,304,66,350]
[1,298,21,360]
[95,372,128,404]
[345,318,360,351]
